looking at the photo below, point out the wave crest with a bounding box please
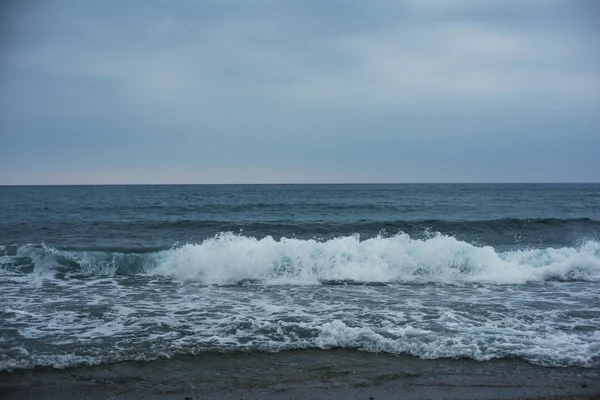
[3,233,600,285]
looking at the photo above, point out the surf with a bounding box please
[2,233,600,285]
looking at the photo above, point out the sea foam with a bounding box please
[8,233,600,285]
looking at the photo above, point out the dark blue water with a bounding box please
[2,184,600,250]
[1,184,599,371]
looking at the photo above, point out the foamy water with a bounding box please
[2,184,599,371]
[5,233,600,284]
[1,234,600,371]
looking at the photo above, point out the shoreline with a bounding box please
[2,349,599,400]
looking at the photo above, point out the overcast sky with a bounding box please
[1,0,599,184]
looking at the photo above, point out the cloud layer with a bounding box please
[1,0,599,183]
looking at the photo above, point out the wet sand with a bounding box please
[1,349,599,399]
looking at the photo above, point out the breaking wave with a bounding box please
[3,233,600,285]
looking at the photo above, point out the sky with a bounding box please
[0,0,599,184]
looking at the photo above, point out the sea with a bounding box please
[1,184,600,375]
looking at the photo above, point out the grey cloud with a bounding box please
[0,0,599,183]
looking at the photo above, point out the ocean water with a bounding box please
[1,184,600,372]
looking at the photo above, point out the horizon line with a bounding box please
[1,182,599,187]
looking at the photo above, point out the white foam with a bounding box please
[4,308,38,317]
[1,278,598,370]
[3,234,599,371]
[147,233,600,285]
[11,234,600,285]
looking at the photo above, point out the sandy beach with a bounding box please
[2,350,599,400]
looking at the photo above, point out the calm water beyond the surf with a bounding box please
[1,184,599,371]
